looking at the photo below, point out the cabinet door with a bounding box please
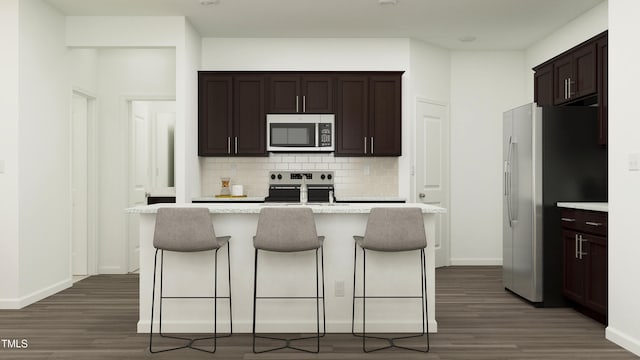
[335,76,368,156]
[198,75,233,156]
[554,55,572,105]
[583,234,607,315]
[573,43,597,99]
[301,76,333,113]
[268,76,300,113]
[234,76,266,156]
[562,230,585,303]
[534,64,554,106]
[597,36,608,145]
[369,75,401,156]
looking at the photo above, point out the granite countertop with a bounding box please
[126,202,446,215]
[192,196,265,202]
[557,202,608,212]
[335,196,406,202]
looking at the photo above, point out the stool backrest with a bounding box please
[153,207,220,252]
[362,207,427,251]
[254,207,320,252]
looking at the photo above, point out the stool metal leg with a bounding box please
[252,248,325,354]
[149,245,232,354]
[351,247,430,353]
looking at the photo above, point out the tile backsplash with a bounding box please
[200,154,398,198]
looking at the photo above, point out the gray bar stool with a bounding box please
[252,207,326,353]
[352,207,430,353]
[149,207,232,354]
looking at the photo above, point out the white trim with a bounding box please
[0,278,72,309]
[70,89,99,276]
[137,320,438,334]
[450,258,503,266]
[98,265,127,274]
[606,326,640,357]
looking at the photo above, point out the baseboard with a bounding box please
[606,326,640,357]
[138,320,438,334]
[0,278,72,309]
[98,265,127,274]
[450,258,502,266]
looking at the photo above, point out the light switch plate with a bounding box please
[629,153,640,171]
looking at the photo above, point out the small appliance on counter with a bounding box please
[264,171,335,203]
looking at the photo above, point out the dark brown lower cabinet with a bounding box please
[561,208,607,323]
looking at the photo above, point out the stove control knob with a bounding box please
[270,174,276,180]
[321,174,326,180]
[327,174,333,180]
[277,174,283,180]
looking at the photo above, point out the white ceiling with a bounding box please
[45,0,605,50]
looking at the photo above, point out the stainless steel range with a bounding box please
[264,171,335,203]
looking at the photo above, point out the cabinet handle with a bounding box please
[371,137,374,155]
[227,137,231,154]
[585,221,603,227]
[564,79,567,99]
[568,78,572,98]
[234,137,238,154]
[363,137,367,154]
[574,234,579,259]
[303,95,306,113]
[296,95,299,113]
[561,217,576,222]
[579,235,589,259]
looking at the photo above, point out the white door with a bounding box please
[128,101,150,273]
[415,99,450,268]
[72,93,89,275]
[127,101,176,273]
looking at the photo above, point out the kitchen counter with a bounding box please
[127,202,445,334]
[557,202,608,212]
[192,196,265,203]
[335,196,406,203]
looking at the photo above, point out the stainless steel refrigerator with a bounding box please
[502,103,607,306]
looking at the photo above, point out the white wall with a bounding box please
[93,48,176,273]
[178,20,202,201]
[0,0,20,307]
[449,51,526,265]
[607,1,640,356]
[17,0,71,306]
[525,1,608,100]
[70,48,98,93]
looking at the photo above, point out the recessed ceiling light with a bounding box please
[199,0,219,5]
[378,0,398,5]
[458,36,477,43]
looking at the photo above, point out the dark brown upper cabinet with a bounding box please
[268,75,333,114]
[597,34,608,145]
[533,30,607,145]
[335,73,402,157]
[198,74,233,156]
[553,43,596,104]
[335,76,368,155]
[198,72,266,156]
[534,63,554,106]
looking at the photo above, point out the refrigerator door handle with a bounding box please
[509,138,518,224]
[505,137,513,226]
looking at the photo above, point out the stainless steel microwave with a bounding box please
[266,114,335,152]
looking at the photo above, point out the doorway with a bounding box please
[71,90,97,277]
[415,98,450,268]
[127,100,176,273]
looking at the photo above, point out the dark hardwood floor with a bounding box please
[0,266,636,359]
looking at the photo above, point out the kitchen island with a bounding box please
[127,202,445,334]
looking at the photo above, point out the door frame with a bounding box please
[413,97,451,267]
[70,88,98,276]
[122,94,175,273]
